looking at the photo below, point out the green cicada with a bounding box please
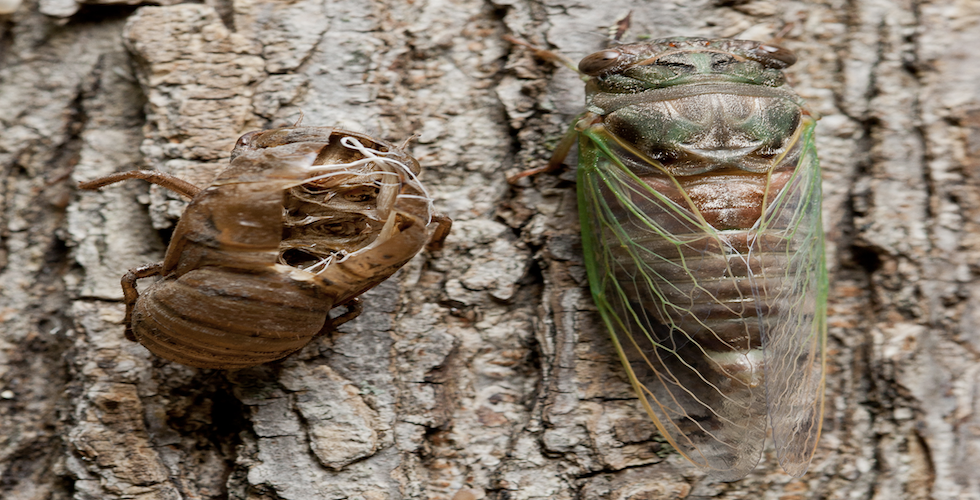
[534,37,827,480]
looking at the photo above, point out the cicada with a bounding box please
[79,127,451,369]
[528,37,827,480]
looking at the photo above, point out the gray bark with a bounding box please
[0,0,978,499]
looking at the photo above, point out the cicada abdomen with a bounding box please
[563,38,827,480]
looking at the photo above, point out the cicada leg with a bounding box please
[80,170,207,342]
[426,214,453,252]
[502,35,589,184]
[322,298,363,333]
[78,170,202,199]
[120,262,164,342]
[506,125,580,183]
[502,35,580,73]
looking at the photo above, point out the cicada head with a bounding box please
[580,37,796,92]
[576,37,811,195]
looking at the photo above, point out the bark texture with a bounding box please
[1,0,978,499]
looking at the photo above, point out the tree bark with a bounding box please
[1,0,978,499]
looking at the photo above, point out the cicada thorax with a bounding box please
[573,37,825,478]
[272,130,421,265]
[269,129,432,307]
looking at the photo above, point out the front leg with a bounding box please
[312,298,363,339]
[426,213,453,251]
[330,298,363,328]
[78,170,202,199]
[120,263,164,341]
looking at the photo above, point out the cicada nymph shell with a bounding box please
[532,37,827,480]
[79,126,450,369]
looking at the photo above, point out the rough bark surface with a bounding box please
[0,1,978,499]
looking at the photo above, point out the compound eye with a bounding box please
[579,50,623,76]
[748,44,797,69]
[235,130,260,149]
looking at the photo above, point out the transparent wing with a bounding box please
[751,122,827,476]
[576,118,825,480]
[578,144,768,480]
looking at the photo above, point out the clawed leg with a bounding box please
[78,170,202,199]
[426,214,453,252]
[506,124,579,183]
[502,35,580,73]
[120,263,164,341]
[330,298,363,328]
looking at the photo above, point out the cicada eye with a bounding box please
[748,44,797,69]
[579,50,623,76]
[235,130,260,149]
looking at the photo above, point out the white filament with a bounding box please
[339,136,434,222]
[288,136,435,276]
[301,250,352,274]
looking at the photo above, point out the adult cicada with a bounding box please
[524,37,827,480]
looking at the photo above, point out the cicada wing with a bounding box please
[751,120,827,477]
[578,138,768,480]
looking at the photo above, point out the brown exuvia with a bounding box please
[79,127,451,369]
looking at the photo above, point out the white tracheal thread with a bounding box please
[293,136,433,275]
[302,137,433,223]
[299,245,356,274]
